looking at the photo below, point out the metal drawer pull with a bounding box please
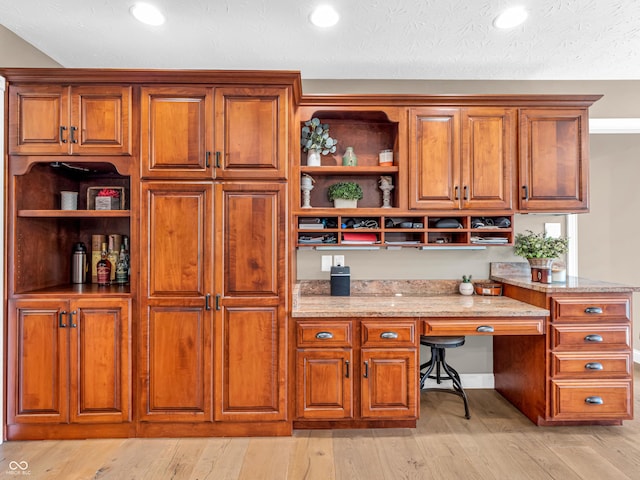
[59,310,68,328]
[380,332,398,339]
[584,334,603,342]
[584,307,603,314]
[69,310,77,328]
[476,325,495,333]
[585,362,604,370]
[585,396,604,405]
[315,332,334,339]
[345,360,350,378]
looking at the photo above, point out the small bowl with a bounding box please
[474,283,503,296]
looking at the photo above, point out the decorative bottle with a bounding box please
[342,147,357,166]
[107,235,118,281]
[96,242,112,286]
[115,244,129,285]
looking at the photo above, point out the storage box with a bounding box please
[87,187,125,210]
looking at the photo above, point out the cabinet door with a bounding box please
[69,298,131,424]
[214,87,289,179]
[215,183,286,421]
[7,299,69,424]
[8,85,69,155]
[296,349,353,420]
[461,108,515,210]
[519,109,589,212]
[360,349,417,419]
[140,181,214,422]
[409,108,460,209]
[141,86,213,178]
[70,86,132,155]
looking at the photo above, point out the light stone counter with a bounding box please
[292,292,549,318]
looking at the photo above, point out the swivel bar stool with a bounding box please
[419,335,471,419]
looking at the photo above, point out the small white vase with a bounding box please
[459,282,474,296]
[307,149,321,167]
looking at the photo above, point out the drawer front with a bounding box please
[551,352,632,378]
[551,324,631,350]
[297,321,353,348]
[422,318,544,336]
[552,297,630,323]
[551,380,632,420]
[361,321,416,347]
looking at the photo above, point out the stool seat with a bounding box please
[419,335,470,419]
[420,336,465,348]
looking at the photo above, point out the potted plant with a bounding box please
[300,117,337,166]
[514,230,569,275]
[327,181,363,208]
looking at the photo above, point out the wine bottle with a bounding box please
[96,242,111,286]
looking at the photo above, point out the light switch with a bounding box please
[321,255,333,272]
[545,223,562,238]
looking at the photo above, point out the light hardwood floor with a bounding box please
[2,365,639,480]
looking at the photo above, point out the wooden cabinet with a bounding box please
[7,298,131,428]
[548,295,633,422]
[141,86,289,179]
[409,107,515,210]
[139,181,214,422]
[140,86,213,178]
[215,183,287,422]
[8,84,131,155]
[295,319,417,427]
[518,108,590,212]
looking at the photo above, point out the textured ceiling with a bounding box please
[1,0,639,79]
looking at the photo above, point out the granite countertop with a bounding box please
[292,287,549,318]
[490,262,640,293]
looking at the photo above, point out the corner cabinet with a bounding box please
[409,107,515,211]
[8,84,132,155]
[140,85,289,179]
[518,108,590,212]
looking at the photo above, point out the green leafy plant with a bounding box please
[300,117,337,155]
[514,230,569,259]
[462,275,472,283]
[327,181,363,201]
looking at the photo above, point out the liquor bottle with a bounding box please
[107,235,119,282]
[115,244,129,285]
[96,242,111,286]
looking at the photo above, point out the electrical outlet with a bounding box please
[321,255,333,272]
[545,222,562,238]
[333,255,345,267]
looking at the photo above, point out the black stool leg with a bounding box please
[438,352,471,419]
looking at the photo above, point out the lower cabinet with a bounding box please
[295,319,418,427]
[7,297,131,437]
[548,295,633,422]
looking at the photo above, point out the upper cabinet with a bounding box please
[8,85,132,155]
[140,85,289,180]
[518,108,590,212]
[140,86,213,179]
[409,107,515,211]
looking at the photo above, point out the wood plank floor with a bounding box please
[2,365,639,480]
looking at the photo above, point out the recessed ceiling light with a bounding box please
[309,5,340,28]
[493,6,528,29]
[130,2,166,26]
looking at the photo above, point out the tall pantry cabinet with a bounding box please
[138,76,294,437]
[2,69,298,440]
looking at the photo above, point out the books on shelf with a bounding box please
[470,236,509,244]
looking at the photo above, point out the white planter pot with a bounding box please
[459,282,474,296]
[333,198,358,209]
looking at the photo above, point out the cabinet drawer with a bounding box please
[552,297,630,323]
[361,321,416,347]
[551,324,631,350]
[551,380,632,420]
[297,321,353,348]
[422,318,544,336]
[550,352,632,378]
